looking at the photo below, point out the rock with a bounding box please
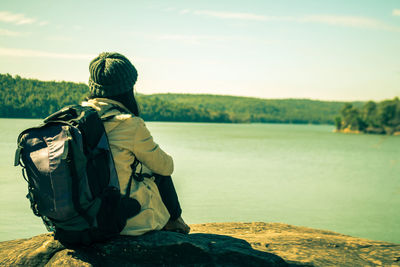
[0,230,291,267]
[191,222,400,267]
[2,222,399,266]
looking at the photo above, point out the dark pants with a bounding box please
[153,175,182,221]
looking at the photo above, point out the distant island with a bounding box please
[1,73,398,133]
[335,98,400,135]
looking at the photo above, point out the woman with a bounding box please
[82,52,190,235]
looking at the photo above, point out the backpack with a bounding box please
[14,105,142,246]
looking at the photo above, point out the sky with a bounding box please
[0,0,399,101]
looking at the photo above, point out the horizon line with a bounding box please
[1,72,398,103]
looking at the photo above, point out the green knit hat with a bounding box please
[88,52,138,97]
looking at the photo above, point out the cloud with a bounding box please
[153,34,225,46]
[154,33,228,44]
[194,10,271,21]
[180,9,191,15]
[149,33,275,47]
[39,21,48,26]
[300,15,400,32]
[164,7,176,12]
[193,10,400,32]
[0,28,25,36]
[46,35,73,42]
[0,11,36,25]
[0,47,94,59]
[393,9,400,16]
[0,11,48,26]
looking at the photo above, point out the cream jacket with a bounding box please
[81,98,172,235]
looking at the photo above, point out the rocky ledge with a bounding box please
[0,222,399,266]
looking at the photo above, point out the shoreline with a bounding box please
[334,128,400,135]
[333,128,360,134]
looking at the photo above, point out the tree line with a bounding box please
[3,73,397,131]
[146,93,361,124]
[335,98,400,135]
[0,73,233,122]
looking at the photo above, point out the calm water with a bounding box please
[1,119,399,243]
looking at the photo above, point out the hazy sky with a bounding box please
[0,0,399,101]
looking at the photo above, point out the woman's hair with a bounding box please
[88,89,140,116]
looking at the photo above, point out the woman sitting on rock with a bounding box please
[82,52,190,235]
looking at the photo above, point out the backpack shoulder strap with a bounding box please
[43,105,86,123]
[100,105,132,122]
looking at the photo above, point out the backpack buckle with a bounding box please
[133,173,144,182]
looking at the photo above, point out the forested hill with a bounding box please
[1,73,361,124]
[142,93,361,124]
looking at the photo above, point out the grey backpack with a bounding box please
[15,105,141,245]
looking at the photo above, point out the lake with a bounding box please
[0,119,399,243]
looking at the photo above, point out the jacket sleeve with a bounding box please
[130,117,174,176]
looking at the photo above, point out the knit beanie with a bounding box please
[88,52,138,97]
